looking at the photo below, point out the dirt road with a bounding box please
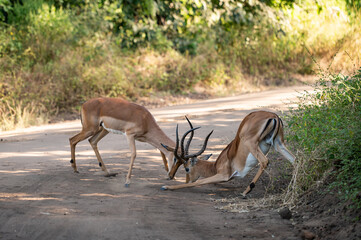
[0,86,311,240]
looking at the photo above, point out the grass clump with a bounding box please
[284,68,361,208]
[0,100,48,130]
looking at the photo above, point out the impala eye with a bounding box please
[173,157,177,163]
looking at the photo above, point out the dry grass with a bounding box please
[289,1,361,75]
[210,194,284,213]
[282,148,325,206]
[0,100,48,131]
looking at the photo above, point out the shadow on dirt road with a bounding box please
[0,86,312,240]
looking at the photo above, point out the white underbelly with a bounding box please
[230,153,258,179]
[229,141,271,180]
[101,122,126,135]
[100,116,136,135]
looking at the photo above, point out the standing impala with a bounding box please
[69,97,178,187]
[161,111,295,197]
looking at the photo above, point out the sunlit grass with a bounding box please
[287,0,360,74]
[0,100,48,131]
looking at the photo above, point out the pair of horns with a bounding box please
[174,116,213,162]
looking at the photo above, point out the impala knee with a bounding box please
[88,139,96,148]
[260,161,268,169]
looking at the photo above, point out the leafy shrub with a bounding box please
[6,0,44,25]
[0,0,12,22]
[26,3,74,65]
[285,69,361,208]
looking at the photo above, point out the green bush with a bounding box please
[285,69,361,208]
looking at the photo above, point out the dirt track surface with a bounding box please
[0,86,312,240]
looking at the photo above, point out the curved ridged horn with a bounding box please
[184,130,213,159]
[174,125,200,161]
[185,116,194,156]
[180,127,201,159]
[173,124,181,160]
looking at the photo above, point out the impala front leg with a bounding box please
[160,151,169,172]
[161,173,229,190]
[241,144,269,197]
[185,174,190,183]
[241,166,264,198]
[125,135,136,187]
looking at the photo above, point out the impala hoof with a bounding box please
[125,183,130,188]
[161,186,168,190]
[74,170,79,173]
[241,194,247,199]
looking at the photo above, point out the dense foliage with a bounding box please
[0,0,359,130]
[285,69,361,208]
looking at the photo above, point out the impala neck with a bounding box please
[146,127,175,156]
[195,160,217,178]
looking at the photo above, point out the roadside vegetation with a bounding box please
[285,68,361,209]
[0,0,360,131]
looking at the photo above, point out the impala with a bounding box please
[69,97,180,186]
[161,111,295,197]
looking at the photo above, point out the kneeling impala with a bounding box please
[161,111,295,197]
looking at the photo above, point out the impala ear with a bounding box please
[161,143,175,152]
[198,154,212,161]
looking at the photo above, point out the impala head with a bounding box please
[162,116,213,179]
[182,152,213,175]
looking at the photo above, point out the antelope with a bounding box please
[161,111,295,197]
[69,97,179,187]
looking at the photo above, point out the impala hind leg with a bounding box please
[69,130,94,173]
[88,129,117,177]
[125,135,136,187]
[274,137,296,164]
